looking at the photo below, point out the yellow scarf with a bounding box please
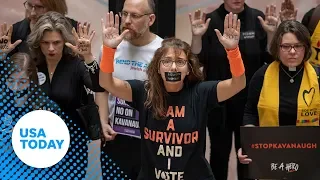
[309,21,320,67]
[258,61,320,126]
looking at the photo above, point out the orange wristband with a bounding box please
[226,46,245,77]
[100,45,116,73]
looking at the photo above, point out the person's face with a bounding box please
[24,0,47,24]
[223,0,245,12]
[40,31,65,61]
[279,32,305,68]
[159,48,190,86]
[6,71,30,92]
[120,0,155,41]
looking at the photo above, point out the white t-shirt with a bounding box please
[99,35,163,138]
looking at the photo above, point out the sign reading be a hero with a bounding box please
[240,126,320,180]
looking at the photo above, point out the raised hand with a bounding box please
[279,0,297,21]
[189,9,211,37]
[0,23,22,55]
[65,22,95,57]
[101,11,129,48]
[258,5,279,34]
[214,12,240,50]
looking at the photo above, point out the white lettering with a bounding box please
[155,168,184,180]
[114,117,139,128]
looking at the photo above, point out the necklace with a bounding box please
[280,65,303,83]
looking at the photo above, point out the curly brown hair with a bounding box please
[144,37,204,119]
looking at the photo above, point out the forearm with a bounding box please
[83,54,95,64]
[228,47,246,91]
[99,45,133,102]
[99,45,116,92]
[191,35,202,54]
[266,32,275,52]
[230,74,246,92]
[216,47,246,102]
[94,91,110,125]
[99,71,115,92]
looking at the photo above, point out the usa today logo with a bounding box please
[11,110,70,168]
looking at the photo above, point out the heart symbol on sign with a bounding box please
[303,87,315,107]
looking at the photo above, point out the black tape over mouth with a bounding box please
[165,72,181,82]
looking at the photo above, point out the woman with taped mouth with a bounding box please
[93,11,246,180]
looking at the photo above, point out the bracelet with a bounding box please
[84,60,99,74]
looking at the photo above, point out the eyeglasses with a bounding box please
[280,44,305,52]
[119,11,151,21]
[160,59,188,67]
[23,1,45,12]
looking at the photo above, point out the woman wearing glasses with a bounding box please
[95,10,246,180]
[238,20,318,164]
[7,0,78,57]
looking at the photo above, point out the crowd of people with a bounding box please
[0,0,319,179]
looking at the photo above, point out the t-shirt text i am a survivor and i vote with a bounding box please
[144,105,199,179]
[128,80,220,180]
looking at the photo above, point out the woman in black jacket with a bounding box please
[8,0,78,57]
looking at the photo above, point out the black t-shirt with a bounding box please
[198,3,272,100]
[8,17,78,57]
[243,62,319,126]
[127,80,221,180]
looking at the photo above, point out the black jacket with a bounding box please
[302,8,316,35]
[198,4,272,99]
[8,17,78,57]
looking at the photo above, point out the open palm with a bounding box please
[279,0,297,21]
[189,9,210,37]
[66,22,95,56]
[0,23,22,55]
[101,11,129,48]
[215,12,240,50]
[258,5,279,34]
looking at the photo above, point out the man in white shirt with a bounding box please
[95,0,163,179]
